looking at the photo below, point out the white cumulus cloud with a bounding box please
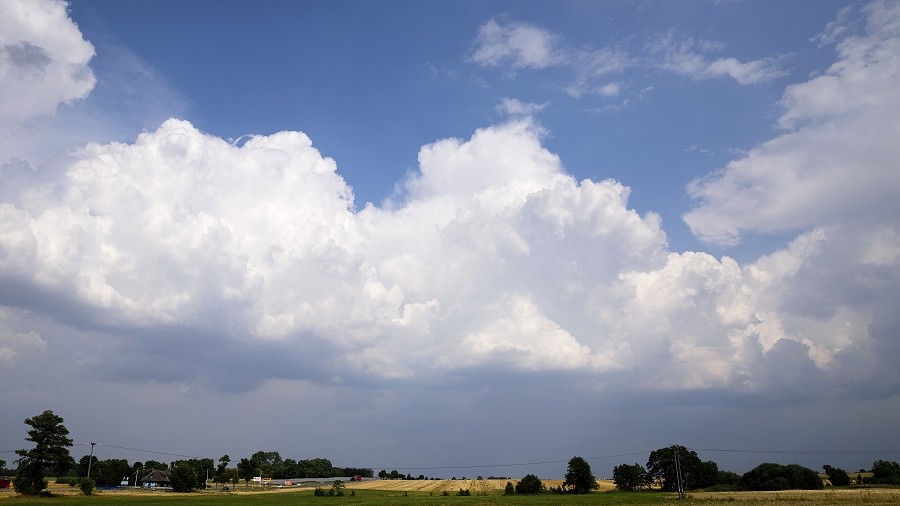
[684,0,900,244]
[0,0,95,126]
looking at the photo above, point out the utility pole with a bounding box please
[86,442,96,479]
[674,446,685,499]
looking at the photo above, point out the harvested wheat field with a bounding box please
[687,489,900,505]
[346,478,616,493]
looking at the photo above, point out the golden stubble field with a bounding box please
[687,489,900,505]
[4,480,899,505]
[0,479,615,497]
[344,478,617,493]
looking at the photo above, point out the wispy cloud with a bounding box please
[649,31,787,85]
[470,19,785,104]
[470,20,564,69]
[496,97,548,117]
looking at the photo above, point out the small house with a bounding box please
[140,469,171,488]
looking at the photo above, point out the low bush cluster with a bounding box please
[313,480,346,496]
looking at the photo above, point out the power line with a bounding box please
[367,452,652,471]
[688,448,900,456]
[73,441,207,460]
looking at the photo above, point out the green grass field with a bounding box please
[2,488,900,506]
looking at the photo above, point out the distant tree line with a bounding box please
[233,451,372,482]
[613,444,900,492]
[7,409,374,495]
[18,450,372,491]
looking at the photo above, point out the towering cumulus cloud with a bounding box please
[0,118,668,384]
[1,0,898,411]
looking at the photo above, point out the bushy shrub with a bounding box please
[741,463,822,491]
[12,466,47,496]
[613,463,648,491]
[79,478,95,495]
[457,488,470,496]
[504,481,515,495]
[515,474,545,494]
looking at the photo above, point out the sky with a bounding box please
[1,0,899,480]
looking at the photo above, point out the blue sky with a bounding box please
[2,0,900,480]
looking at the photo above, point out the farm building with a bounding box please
[139,469,171,488]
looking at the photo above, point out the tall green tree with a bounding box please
[171,458,213,489]
[563,456,597,494]
[13,410,73,495]
[96,458,131,487]
[237,457,257,484]
[646,445,716,491]
[143,460,168,471]
[169,461,198,493]
[613,463,648,491]
[214,455,231,487]
[77,454,98,478]
[250,451,282,477]
[823,465,851,487]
